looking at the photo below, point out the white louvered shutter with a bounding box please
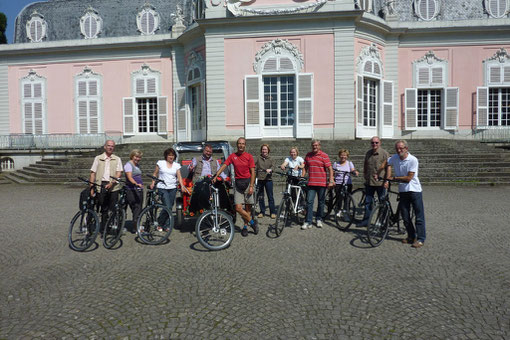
[431,66,444,87]
[296,73,313,138]
[382,80,394,128]
[489,65,501,84]
[136,78,145,95]
[444,87,459,130]
[477,87,489,127]
[78,100,88,133]
[123,97,136,135]
[405,88,418,130]
[200,80,206,130]
[244,75,262,139]
[147,78,157,95]
[504,66,510,83]
[157,96,168,135]
[34,102,43,134]
[24,102,33,134]
[417,67,430,87]
[175,87,187,141]
[356,75,364,126]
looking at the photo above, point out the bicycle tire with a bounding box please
[195,210,234,250]
[68,209,100,252]
[350,188,366,222]
[274,196,291,237]
[323,188,336,220]
[367,204,390,247]
[334,194,356,231]
[176,208,184,229]
[295,189,307,225]
[137,204,173,245]
[103,209,125,249]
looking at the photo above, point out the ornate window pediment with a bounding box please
[137,3,160,35]
[356,43,383,78]
[80,8,103,39]
[131,64,161,96]
[253,39,304,74]
[484,0,509,18]
[26,11,47,43]
[413,0,440,21]
[483,48,510,85]
[226,0,327,17]
[412,50,448,88]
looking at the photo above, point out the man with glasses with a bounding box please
[358,136,389,227]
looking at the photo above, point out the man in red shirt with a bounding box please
[214,137,257,237]
[303,140,334,230]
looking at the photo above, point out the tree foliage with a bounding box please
[0,12,7,44]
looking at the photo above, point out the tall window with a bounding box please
[137,98,158,133]
[488,88,510,126]
[76,68,102,134]
[363,79,378,127]
[21,70,46,134]
[263,76,295,127]
[417,89,442,127]
[190,85,203,130]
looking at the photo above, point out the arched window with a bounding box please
[1,158,15,171]
[414,0,440,21]
[26,11,47,43]
[485,0,509,18]
[137,4,160,35]
[80,9,102,39]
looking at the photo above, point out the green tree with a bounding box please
[0,12,7,44]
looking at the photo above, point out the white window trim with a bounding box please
[412,50,448,88]
[20,69,47,134]
[253,39,304,75]
[485,0,510,18]
[131,64,161,97]
[80,8,103,39]
[413,0,440,21]
[483,48,510,86]
[356,43,383,79]
[75,66,103,133]
[26,11,47,43]
[186,50,205,86]
[136,5,160,36]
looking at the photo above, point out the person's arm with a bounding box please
[177,169,190,194]
[150,166,159,189]
[327,165,334,188]
[383,161,392,189]
[280,158,289,170]
[216,160,227,179]
[213,163,228,183]
[89,171,96,196]
[376,159,388,180]
[188,157,197,172]
[248,166,256,195]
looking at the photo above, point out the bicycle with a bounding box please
[68,177,103,252]
[324,171,357,231]
[136,175,173,245]
[273,171,308,237]
[366,178,412,247]
[195,177,235,250]
[102,176,129,249]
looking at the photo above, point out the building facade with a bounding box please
[1,0,510,144]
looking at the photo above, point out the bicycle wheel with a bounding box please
[274,197,291,237]
[350,188,366,222]
[68,209,100,252]
[196,210,234,250]
[367,204,390,247]
[137,204,173,245]
[296,190,307,225]
[391,204,415,235]
[103,209,125,249]
[334,194,356,231]
[323,188,336,220]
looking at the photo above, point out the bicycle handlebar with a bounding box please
[275,171,307,182]
[77,177,107,189]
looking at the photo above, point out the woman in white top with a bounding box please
[280,147,305,178]
[150,148,189,213]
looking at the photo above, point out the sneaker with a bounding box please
[316,220,323,228]
[251,220,259,235]
[241,226,248,237]
[411,241,424,248]
[156,226,163,232]
[257,213,264,218]
[402,238,416,244]
[301,222,310,230]
[270,214,276,219]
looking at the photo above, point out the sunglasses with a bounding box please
[371,142,379,144]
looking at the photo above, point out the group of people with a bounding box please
[88,136,426,248]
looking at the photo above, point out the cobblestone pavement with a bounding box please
[0,184,509,339]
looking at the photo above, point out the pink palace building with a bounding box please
[0,0,510,145]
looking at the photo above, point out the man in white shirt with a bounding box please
[384,140,426,248]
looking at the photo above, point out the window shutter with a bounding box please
[364,61,373,74]
[123,97,136,136]
[136,78,145,95]
[296,73,313,138]
[244,75,262,139]
[373,62,381,76]
[417,67,430,87]
[24,103,33,133]
[405,88,418,130]
[89,101,99,133]
[34,102,43,134]
[201,80,207,130]
[89,80,98,96]
[147,78,157,94]
[78,100,88,133]
[33,83,42,98]
[24,84,32,98]
[263,58,277,73]
[504,66,510,83]
[356,75,364,126]
[431,66,444,86]
[157,96,168,135]
[489,65,501,84]
[175,87,187,141]
[78,81,87,96]
[280,57,294,72]
[476,87,489,127]
[382,80,393,128]
[444,87,459,130]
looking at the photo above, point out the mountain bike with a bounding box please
[366,178,412,247]
[136,175,173,245]
[68,177,103,252]
[324,171,357,231]
[273,171,308,237]
[102,176,129,249]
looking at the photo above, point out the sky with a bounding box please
[0,0,41,44]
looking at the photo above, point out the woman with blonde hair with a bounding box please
[124,149,144,232]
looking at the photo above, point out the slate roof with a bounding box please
[14,0,194,43]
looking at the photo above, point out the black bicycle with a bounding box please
[273,171,308,237]
[136,175,173,245]
[324,171,357,231]
[102,176,129,249]
[366,178,412,247]
[68,177,103,252]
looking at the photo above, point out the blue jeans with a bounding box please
[158,188,177,227]
[399,191,426,243]
[257,180,276,215]
[363,185,386,223]
[306,186,326,224]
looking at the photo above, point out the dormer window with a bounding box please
[80,9,102,39]
[26,12,47,43]
[414,0,440,21]
[193,0,205,21]
[137,4,160,35]
[485,0,509,18]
